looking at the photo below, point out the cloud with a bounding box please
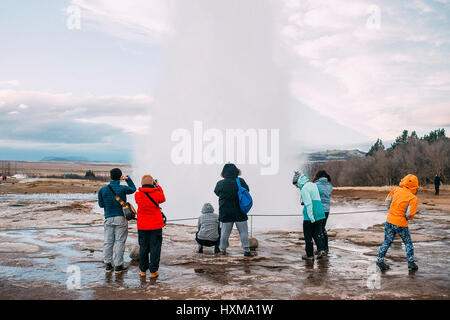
[281,0,450,140]
[0,89,153,146]
[410,103,450,127]
[0,80,20,87]
[63,0,450,144]
[68,0,174,42]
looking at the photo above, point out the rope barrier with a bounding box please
[0,209,386,233]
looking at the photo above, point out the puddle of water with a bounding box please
[0,193,97,202]
[0,192,448,299]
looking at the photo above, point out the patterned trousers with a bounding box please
[377,222,415,263]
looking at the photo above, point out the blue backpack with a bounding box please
[236,178,253,214]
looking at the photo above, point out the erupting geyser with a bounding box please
[134,0,300,227]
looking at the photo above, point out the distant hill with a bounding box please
[302,149,366,163]
[40,156,90,162]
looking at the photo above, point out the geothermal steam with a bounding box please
[134,0,300,227]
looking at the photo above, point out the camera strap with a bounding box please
[108,185,126,207]
[144,192,161,209]
[144,192,167,225]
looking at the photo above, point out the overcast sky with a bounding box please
[0,0,449,162]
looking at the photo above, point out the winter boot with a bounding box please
[408,261,418,271]
[114,265,128,274]
[316,250,327,259]
[376,261,390,271]
[105,262,113,273]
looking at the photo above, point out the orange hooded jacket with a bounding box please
[385,174,419,227]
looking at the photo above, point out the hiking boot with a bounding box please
[408,261,418,271]
[302,255,314,261]
[244,251,253,257]
[219,250,227,256]
[139,271,146,278]
[114,265,128,274]
[214,246,220,254]
[150,271,159,279]
[198,246,203,254]
[316,250,326,260]
[105,263,113,273]
[376,261,390,271]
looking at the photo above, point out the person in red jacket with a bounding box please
[135,174,166,279]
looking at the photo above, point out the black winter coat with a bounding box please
[434,176,442,186]
[214,164,250,223]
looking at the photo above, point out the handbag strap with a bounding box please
[108,185,126,207]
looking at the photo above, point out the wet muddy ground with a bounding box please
[0,185,449,300]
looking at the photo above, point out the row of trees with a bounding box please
[306,129,449,186]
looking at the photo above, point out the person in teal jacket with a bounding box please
[293,172,326,260]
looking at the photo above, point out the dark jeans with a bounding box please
[303,219,325,257]
[435,185,439,195]
[195,230,220,247]
[322,212,329,252]
[138,229,162,273]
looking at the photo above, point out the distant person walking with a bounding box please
[434,174,443,196]
[196,203,220,254]
[98,168,136,274]
[214,163,253,257]
[376,174,419,271]
[293,173,327,260]
[134,175,166,279]
[313,170,333,254]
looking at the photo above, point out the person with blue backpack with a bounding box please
[214,163,254,257]
[293,172,327,260]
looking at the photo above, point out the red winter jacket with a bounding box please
[135,186,166,230]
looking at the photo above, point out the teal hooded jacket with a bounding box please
[297,174,326,222]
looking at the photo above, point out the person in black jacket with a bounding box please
[434,174,443,196]
[214,163,253,257]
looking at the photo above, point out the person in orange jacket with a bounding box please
[377,174,419,271]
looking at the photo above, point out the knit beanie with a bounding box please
[201,203,214,214]
[141,174,154,186]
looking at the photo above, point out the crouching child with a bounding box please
[196,203,220,254]
[377,174,419,271]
